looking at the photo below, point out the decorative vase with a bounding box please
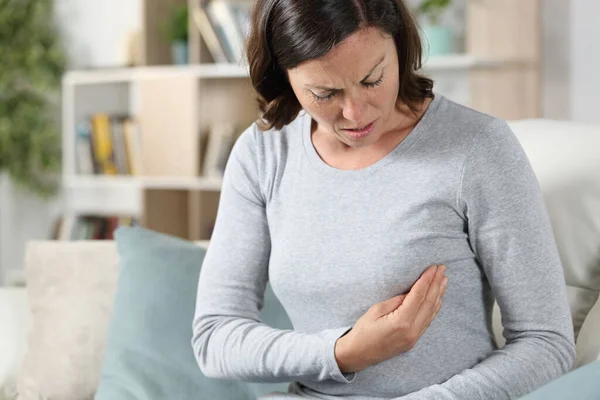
[421,25,454,59]
[171,40,188,65]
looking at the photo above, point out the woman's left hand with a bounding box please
[335,264,448,373]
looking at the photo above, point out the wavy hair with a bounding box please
[246,0,434,131]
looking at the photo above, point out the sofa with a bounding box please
[1,118,599,399]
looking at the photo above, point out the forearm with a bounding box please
[395,329,575,400]
[192,314,352,383]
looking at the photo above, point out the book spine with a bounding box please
[91,114,118,175]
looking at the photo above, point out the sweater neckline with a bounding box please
[301,94,443,177]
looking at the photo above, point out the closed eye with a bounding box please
[312,90,337,103]
[310,71,384,103]
[362,73,384,88]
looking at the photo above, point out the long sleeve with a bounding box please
[191,126,353,384]
[397,119,576,400]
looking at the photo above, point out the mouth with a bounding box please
[342,120,376,139]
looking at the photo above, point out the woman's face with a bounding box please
[288,27,401,148]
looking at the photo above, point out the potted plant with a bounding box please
[0,0,66,197]
[162,5,189,65]
[415,0,454,58]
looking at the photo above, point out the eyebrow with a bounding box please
[306,56,386,91]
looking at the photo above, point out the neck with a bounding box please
[385,96,433,138]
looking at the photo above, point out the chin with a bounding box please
[339,132,379,148]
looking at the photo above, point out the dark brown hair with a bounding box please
[246,0,434,131]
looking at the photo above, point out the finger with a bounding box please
[436,277,448,310]
[413,265,446,328]
[399,265,439,319]
[440,277,448,298]
[433,297,442,318]
[370,294,406,318]
[419,300,443,338]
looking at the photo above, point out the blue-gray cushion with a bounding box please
[518,360,600,400]
[95,226,292,400]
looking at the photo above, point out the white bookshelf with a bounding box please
[61,55,253,240]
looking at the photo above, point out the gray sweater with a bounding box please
[192,94,575,399]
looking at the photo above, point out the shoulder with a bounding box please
[430,95,520,157]
[232,112,305,162]
[445,102,535,191]
[434,96,507,142]
[227,112,306,198]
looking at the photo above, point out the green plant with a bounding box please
[416,0,452,26]
[161,5,188,43]
[0,0,66,197]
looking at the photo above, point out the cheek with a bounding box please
[376,84,399,110]
[299,97,339,126]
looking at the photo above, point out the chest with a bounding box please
[265,170,471,323]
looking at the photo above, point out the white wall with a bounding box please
[0,176,63,285]
[570,0,600,123]
[542,0,600,122]
[541,0,571,120]
[54,0,141,68]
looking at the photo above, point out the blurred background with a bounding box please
[0,0,599,286]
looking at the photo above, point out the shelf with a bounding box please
[61,176,222,219]
[63,175,223,191]
[63,63,249,85]
[63,55,502,85]
[422,54,502,71]
[62,176,142,217]
[141,176,223,191]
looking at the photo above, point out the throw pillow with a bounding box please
[518,360,600,400]
[510,120,600,339]
[95,226,292,400]
[18,241,120,400]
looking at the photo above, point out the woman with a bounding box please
[192,0,575,398]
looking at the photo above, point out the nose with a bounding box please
[342,94,367,123]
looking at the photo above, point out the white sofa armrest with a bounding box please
[575,293,600,368]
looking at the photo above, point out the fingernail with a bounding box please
[442,277,448,288]
[440,265,447,274]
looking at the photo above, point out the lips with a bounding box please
[342,120,376,139]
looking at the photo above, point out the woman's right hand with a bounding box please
[334,264,448,373]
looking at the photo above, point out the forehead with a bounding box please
[288,27,394,83]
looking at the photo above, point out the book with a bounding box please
[229,0,253,42]
[110,115,130,174]
[202,123,237,178]
[206,0,246,64]
[75,120,95,174]
[91,114,118,175]
[75,113,141,176]
[193,6,230,63]
[53,215,138,241]
[122,118,143,175]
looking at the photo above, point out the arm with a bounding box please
[398,119,576,400]
[191,126,353,383]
